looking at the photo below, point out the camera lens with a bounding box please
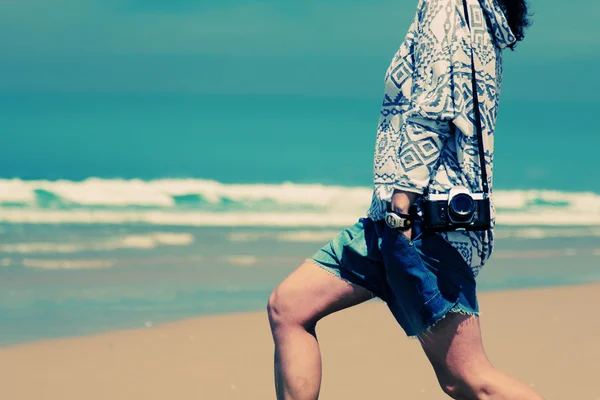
[449,193,475,221]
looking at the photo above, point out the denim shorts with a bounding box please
[309,217,478,337]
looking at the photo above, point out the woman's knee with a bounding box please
[267,279,318,332]
[267,286,293,329]
[267,261,371,335]
[437,368,495,399]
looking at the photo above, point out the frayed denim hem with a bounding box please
[413,305,480,341]
[304,259,377,300]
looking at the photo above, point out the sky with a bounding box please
[0,0,598,101]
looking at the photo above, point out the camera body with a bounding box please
[421,187,491,232]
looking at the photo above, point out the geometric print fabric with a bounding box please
[367,0,516,274]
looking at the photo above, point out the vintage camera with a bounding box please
[420,187,491,232]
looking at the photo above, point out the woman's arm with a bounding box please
[392,1,465,211]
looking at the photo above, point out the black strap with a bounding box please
[461,0,489,194]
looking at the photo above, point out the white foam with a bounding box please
[0,178,174,206]
[227,230,341,243]
[0,178,372,208]
[276,231,342,243]
[0,180,36,203]
[227,232,274,242]
[116,233,194,249]
[226,256,259,266]
[494,190,600,212]
[0,232,195,254]
[0,209,358,227]
[21,259,116,270]
[0,242,84,254]
[1,178,599,227]
[3,207,600,227]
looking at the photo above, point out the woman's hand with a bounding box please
[391,189,419,240]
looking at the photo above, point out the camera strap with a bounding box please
[461,0,490,195]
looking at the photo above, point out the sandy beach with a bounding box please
[1,283,599,400]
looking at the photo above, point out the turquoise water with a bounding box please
[2,93,600,192]
[1,223,600,347]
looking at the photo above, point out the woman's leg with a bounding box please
[419,313,545,400]
[267,261,373,400]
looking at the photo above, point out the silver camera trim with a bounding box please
[426,186,487,225]
[426,186,487,202]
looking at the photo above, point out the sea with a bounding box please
[1,91,599,347]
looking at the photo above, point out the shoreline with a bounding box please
[2,280,599,350]
[1,283,599,399]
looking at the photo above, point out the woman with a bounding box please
[268,0,542,399]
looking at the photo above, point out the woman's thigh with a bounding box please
[268,261,373,329]
[419,313,491,393]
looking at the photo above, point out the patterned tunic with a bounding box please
[366,0,517,275]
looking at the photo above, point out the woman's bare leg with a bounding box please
[267,261,373,400]
[419,313,545,399]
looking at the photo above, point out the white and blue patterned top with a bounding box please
[366,0,516,274]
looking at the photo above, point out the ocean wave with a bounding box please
[0,232,195,254]
[0,178,367,211]
[0,178,599,227]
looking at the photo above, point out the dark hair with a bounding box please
[496,0,533,49]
